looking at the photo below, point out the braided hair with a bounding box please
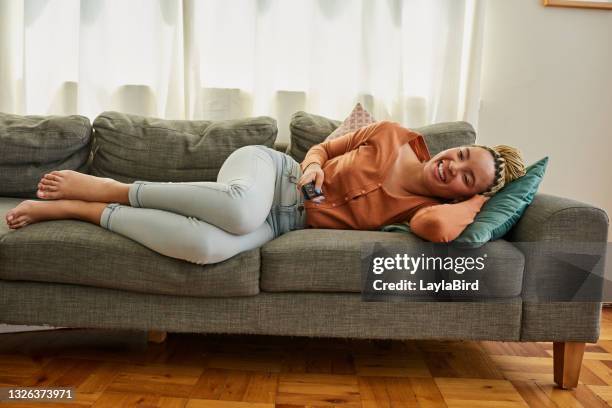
[471,144,526,196]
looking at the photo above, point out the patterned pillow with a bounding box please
[325,102,376,141]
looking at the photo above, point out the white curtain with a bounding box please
[0,0,486,141]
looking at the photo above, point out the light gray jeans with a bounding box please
[99,145,305,265]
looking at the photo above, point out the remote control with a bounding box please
[301,182,323,200]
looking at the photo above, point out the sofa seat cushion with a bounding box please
[0,198,260,297]
[261,229,524,298]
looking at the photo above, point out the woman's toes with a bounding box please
[38,177,60,198]
[5,201,38,228]
[37,189,59,199]
[42,177,58,186]
[7,213,23,226]
[11,219,30,229]
[42,183,58,191]
[8,215,25,227]
[44,174,61,183]
[40,181,59,195]
[50,170,66,178]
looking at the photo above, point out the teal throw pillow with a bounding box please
[453,157,549,247]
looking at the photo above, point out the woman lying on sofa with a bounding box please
[4,121,525,265]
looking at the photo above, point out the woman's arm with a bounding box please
[409,195,488,243]
[300,120,394,173]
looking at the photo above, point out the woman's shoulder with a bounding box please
[368,121,425,155]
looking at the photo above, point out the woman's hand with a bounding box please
[297,163,325,194]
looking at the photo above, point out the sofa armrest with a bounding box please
[507,193,609,243]
[507,193,609,303]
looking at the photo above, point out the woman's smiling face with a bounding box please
[423,146,496,200]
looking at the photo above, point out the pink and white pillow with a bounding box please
[325,102,376,141]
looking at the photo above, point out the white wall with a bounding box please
[477,0,612,238]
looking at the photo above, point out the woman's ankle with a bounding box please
[72,201,108,225]
[110,182,131,205]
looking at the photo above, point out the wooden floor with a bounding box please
[3,309,612,407]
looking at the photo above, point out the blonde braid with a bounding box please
[471,144,526,196]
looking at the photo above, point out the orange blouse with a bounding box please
[300,120,441,230]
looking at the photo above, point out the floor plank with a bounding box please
[434,377,528,407]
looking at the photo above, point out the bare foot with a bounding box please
[36,170,128,203]
[5,200,77,229]
[4,200,107,229]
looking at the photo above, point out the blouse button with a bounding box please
[332,203,336,207]
[378,183,382,187]
[361,190,366,194]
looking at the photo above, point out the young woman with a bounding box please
[4,120,525,264]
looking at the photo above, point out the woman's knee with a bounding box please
[216,191,268,234]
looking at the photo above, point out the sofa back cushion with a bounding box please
[287,112,341,162]
[0,113,92,198]
[91,111,277,182]
[287,111,476,162]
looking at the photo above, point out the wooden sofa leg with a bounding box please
[553,342,585,389]
[147,330,167,344]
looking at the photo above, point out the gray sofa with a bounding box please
[0,111,608,389]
